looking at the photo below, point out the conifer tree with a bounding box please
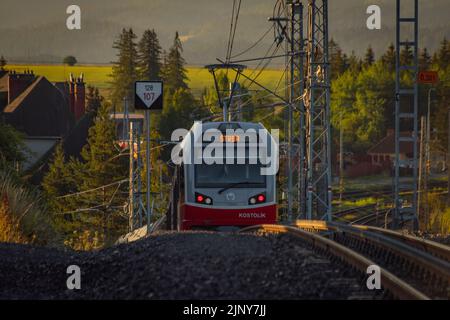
[434,38,449,70]
[419,48,431,71]
[364,46,375,67]
[138,29,162,80]
[161,32,189,94]
[0,55,6,71]
[85,86,103,115]
[110,28,139,106]
[42,143,70,213]
[381,43,396,73]
[400,43,414,66]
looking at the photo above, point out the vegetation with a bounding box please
[426,194,450,234]
[43,102,128,249]
[63,55,77,66]
[0,122,28,171]
[110,28,139,105]
[0,171,57,245]
[3,64,285,94]
[0,55,6,70]
[138,29,162,80]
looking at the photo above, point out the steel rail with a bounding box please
[239,224,428,299]
[353,225,450,263]
[294,220,450,298]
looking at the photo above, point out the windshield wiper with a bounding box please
[218,181,260,194]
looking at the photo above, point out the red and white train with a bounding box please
[167,121,278,231]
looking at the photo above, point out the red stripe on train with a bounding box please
[180,203,277,230]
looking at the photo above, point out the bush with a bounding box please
[63,55,77,66]
[0,171,58,245]
[426,193,450,235]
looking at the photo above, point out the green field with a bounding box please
[6,64,284,97]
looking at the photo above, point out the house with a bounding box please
[367,129,420,168]
[0,70,89,172]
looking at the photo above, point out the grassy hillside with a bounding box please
[6,64,284,97]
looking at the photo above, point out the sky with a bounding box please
[0,0,448,65]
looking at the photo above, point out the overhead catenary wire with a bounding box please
[230,24,274,59]
[227,0,242,61]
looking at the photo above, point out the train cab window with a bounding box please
[195,163,266,188]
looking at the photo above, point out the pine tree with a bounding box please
[329,39,347,79]
[381,43,396,73]
[347,51,362,72]
[85,86,103,115]
[138,29,162,80]
[0,55,6,71]
[364,46,375,67]
[400,42,414,66]
[435,38,450,70]
[42,143,70,213]
[78,102,128,242]
[419,48,431,71]
[110,28,139,106]
[161,32,189,94]
[80,103,125,191]
[0,122,26,170]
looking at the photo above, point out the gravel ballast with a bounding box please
[0,231,383,299]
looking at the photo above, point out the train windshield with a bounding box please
[195,163,266,188]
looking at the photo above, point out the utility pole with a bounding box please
[305,0,332,221]
[123,97,129,141]
[418,116,426,230]
[448,108,450,205]
[128,122,135,231]
[146,109,151,234]
[270,0,304,222]
[136,130,143,228]
[339,111,344,206]
[394,0,419,230]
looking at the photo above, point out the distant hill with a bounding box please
[0,0,448,65]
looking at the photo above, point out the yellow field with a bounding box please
[5,64,284,97]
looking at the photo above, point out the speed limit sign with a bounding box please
[135,81,163,110]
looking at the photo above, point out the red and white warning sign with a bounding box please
[135,81,163,110]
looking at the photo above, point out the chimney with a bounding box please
[74,73,85,121]
[69,73,75,114]
[7,71,35,103]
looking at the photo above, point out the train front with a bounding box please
[179,122,278,230]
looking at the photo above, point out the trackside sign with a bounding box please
[135,81,163,110]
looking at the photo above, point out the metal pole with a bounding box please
[287,4,295,222]
[129,122,134,231]
[223,101,228,122]
[448,108,450,205]
[124,97,129,141]
[418,116,425,229]
[339,111,344,206]
[146,110,151,234]
[136,131,143,227]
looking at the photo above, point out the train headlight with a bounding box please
[195,193,213,205]
[249,193,265,205]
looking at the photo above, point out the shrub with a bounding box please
[63,55,77,66]
[0,171,58,245]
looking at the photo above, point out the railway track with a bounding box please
[294,220,450,299]
[240,224,428,299]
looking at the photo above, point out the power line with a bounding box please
[230,24,274,59]
[225,0,237,62]
[56,179,128,199]
[228,0,242,61]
